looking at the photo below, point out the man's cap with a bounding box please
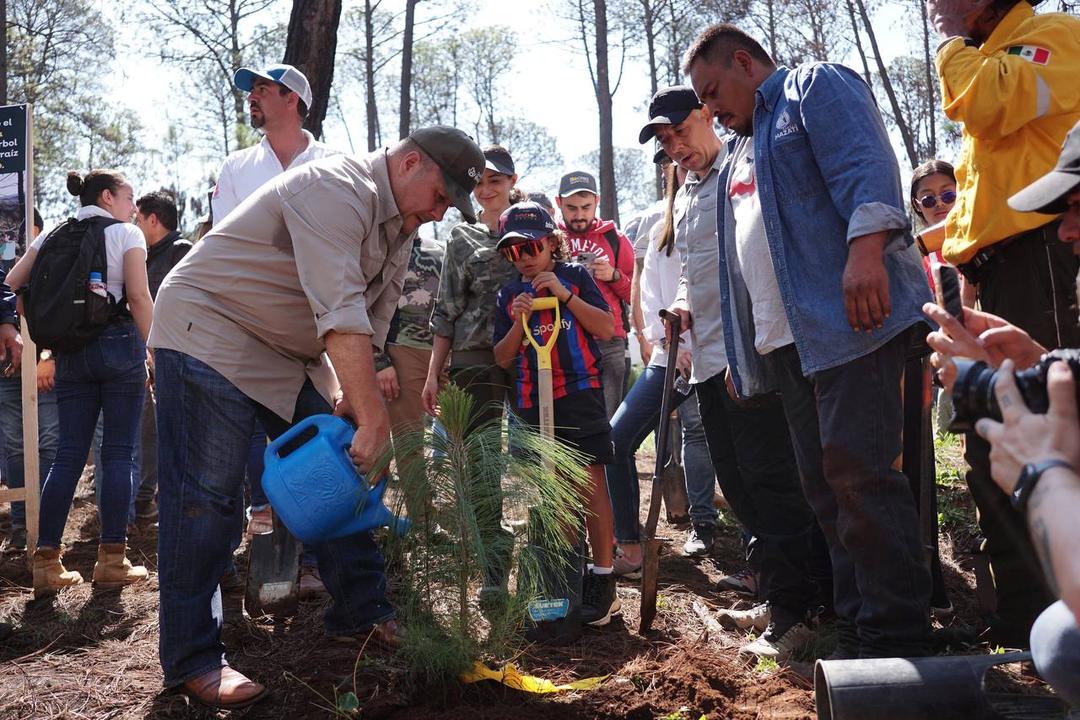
[558,171,599,198]
[234,64,313,109]
[409,126,485,224]
[527,191,554,210]
[638,86,703,144]
[1009,120,1080,215]
[484,146,516,176]
[496,201,557,249]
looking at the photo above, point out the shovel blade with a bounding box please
[244,513,301,618]
[638,537,663,633]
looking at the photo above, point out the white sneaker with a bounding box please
[739,621,813,663]
[715,602,771,632]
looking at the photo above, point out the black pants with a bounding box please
[964,220,1080,641]
[769,336,931,657]
[695,373,819,625]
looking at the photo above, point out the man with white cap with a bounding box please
[212,63,339,224]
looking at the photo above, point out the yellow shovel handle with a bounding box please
[520,296,561,371]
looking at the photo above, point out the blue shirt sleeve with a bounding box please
[492,283,515,346]
[796,63,911,244]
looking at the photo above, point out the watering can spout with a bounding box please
[344,476,412,538]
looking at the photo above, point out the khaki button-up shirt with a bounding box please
[150,150,412,420]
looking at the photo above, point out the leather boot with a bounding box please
[33,547,84,599]
[92,543,148,590]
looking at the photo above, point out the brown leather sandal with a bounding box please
[182,665,268,710]
[333,618,404,652]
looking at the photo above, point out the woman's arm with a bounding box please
[123,249,154,342]
[4,247,37,291]
[421,334,453,416]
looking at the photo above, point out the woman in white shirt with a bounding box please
[7,169,154,598]
[605,164,720,574]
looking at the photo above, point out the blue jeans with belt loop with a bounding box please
[38,323,145,548]
[0,376,60,529]
[155,349,394,687]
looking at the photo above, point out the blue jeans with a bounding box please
[155,349,393,687]
[1031,600,1080,707]
[605,364,715,543]
[39,324,146,547]
[0,376,60,528]
[769,336,930,656]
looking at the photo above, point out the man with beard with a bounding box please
[211,64,338,224]
[684,24,933,659]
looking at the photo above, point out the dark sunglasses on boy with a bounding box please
[917,190,956,209]
[500,238,546,263]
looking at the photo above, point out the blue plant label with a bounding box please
[527,598,569,622]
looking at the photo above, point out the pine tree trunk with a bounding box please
[594,0,618,225]
[845,0,873,88]
[283,0,343,140]
[854,0,918,167]
[920,0,937,158]
[364,0,378,151]
[398,0,418,140]
[642,0,662,199]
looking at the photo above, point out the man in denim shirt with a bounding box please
[685,24,933,659]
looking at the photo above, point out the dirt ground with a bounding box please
[0,438,1056,719]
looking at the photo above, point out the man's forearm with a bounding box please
[324,331,386,422]
[1026,467,1080,619]
[630,258,646,334]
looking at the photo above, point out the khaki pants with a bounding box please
[387,344,444,519]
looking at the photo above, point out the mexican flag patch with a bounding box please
[1006,45,1050,65]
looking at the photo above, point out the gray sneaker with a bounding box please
[715,602,771,632]
[682,523,715,557]
[612,546,642,580]
[739,620,813,663]
[716,567,759,597]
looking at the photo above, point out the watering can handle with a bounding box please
[520,295,561,370]
[269,415,332,459]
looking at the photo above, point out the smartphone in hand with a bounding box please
[931,261,963,327]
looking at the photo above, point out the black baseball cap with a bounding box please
[1009,120,1080,215]
[409,126,485,224]
[639,86,704,144]
[484,146,515,176]
[496,202,557,248]
[558,171,598,198]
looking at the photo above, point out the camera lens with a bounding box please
[949,359,998,432]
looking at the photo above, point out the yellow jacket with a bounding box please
[936,3,1080,264]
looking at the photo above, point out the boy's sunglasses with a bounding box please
[917,191,956,209]
[500,238,546,262]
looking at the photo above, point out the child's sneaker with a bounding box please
[581,570,621,626]
[612,546,642,580]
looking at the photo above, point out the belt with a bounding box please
[955,230,1032,285]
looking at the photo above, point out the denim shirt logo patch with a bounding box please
[773,109,800,140]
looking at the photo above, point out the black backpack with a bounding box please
[24,216,126,353]
[603,228,631,334]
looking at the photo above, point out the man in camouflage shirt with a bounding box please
[375,236,447,520]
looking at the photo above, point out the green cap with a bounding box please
[408,126,485,224]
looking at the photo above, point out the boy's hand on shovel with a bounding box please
[512,291,534,319]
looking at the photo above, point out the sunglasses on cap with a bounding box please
[500,238,548,263]
[917,191,956,209]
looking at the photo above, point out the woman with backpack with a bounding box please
[6,169,154,597]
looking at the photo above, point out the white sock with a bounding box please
[590,565,613,575]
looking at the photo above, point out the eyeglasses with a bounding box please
[500,238,546,262]
[917,191,957,209]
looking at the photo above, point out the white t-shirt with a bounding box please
[641,221,691,368]
[32,205,146,301]
[728,137,793,356]
[211,129,340,225]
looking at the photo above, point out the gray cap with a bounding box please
[558,171,599,198]
[1009,120,1080,215]
[409,126,485,224]
[234,64,313,108]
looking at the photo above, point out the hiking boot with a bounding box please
[332,619,404,652]
[682,523,715,557]
[612,546,642,580]
[739,619,813,663]
[581,570,621,627]
[245,506,274,537]
[33,547,84,599]
[134,499,158,522]
[716,602,771,632]
[92,543,148,590]
[298,566,327,600]
[183,665,268,710]
[716,567,759,597]
[9,527,26,552]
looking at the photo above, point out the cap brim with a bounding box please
[558,187,600,199]
[485,159,515,176]
[638,110,694,144]
[443,172,477,224]
[234,67,274,92]
[1008,170,1080,214]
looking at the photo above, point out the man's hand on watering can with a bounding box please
[348,405,392,480]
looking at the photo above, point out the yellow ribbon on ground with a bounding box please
[461,661,608,694]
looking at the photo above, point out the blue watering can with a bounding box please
[261,414,411,544]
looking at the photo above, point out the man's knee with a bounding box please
[1031,600,1080,706]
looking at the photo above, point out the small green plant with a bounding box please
[374,383,592,687]
[990,645,1006,655]
[753,656,780,674]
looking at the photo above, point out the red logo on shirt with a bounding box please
[730,175,756,198]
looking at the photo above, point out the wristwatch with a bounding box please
[39,349,53,362]
[1011,459,1074,513]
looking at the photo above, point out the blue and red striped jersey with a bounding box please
[493,262,610,409]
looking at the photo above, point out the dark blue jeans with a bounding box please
[768,336,931,657]
[39,324,145,547]
[605,364,715,543]
[155,349,394,687]
[0,376,59,528]
[694,372,819,624]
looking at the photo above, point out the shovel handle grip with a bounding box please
[521,295,561,370]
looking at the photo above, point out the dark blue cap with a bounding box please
[496,202,557,248]
[639,86,703,144]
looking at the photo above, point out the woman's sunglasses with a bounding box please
[500,238,546,262]
[917,191,956,209]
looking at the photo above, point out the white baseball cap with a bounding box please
[233,64,313,108]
